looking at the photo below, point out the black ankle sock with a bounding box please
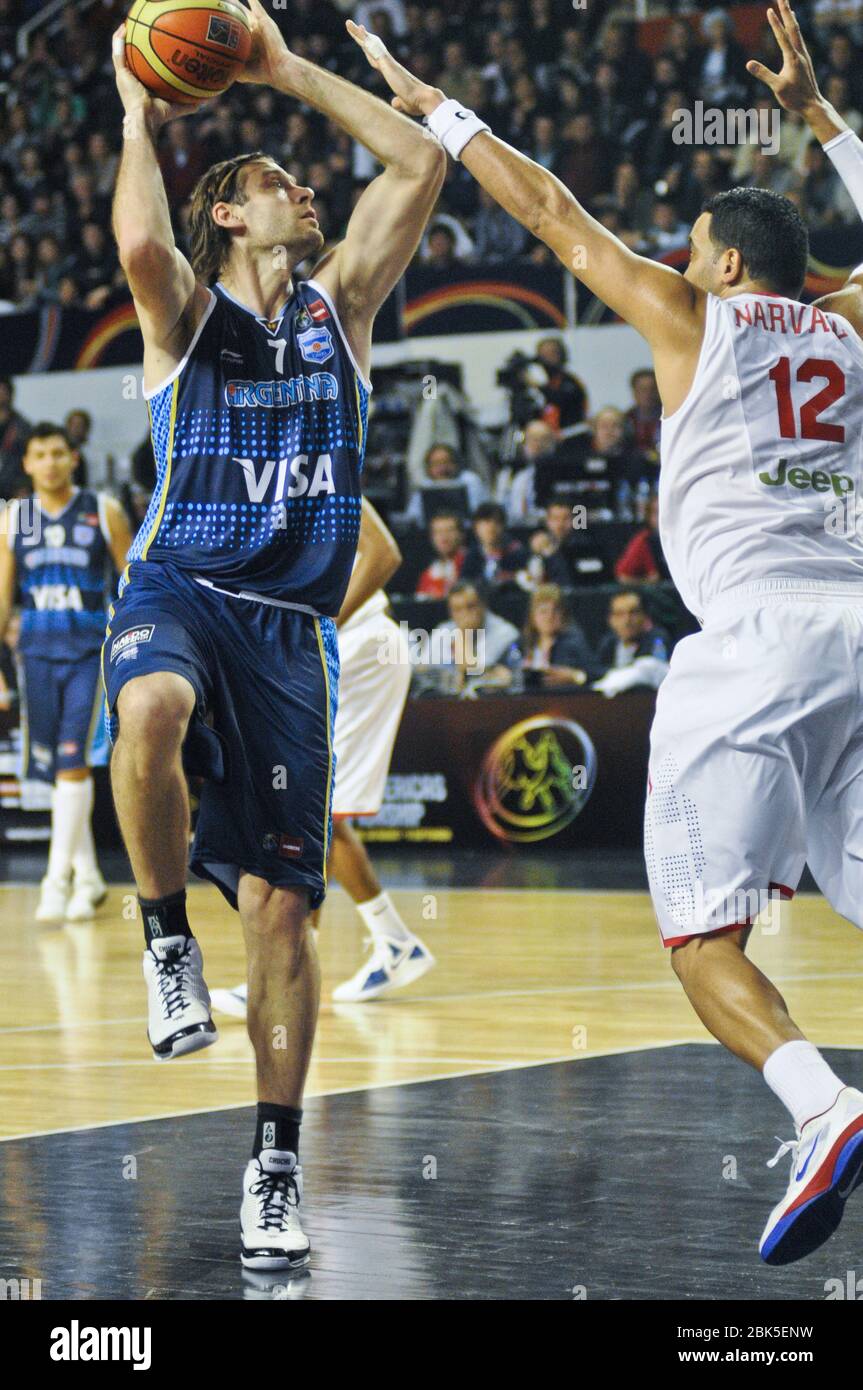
[253,1103,303,1160]
[139,890,191,946]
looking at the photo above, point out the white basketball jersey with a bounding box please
[659,291,863,619]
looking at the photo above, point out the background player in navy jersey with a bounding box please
[0,424,132,923]
[109,0,445,1271]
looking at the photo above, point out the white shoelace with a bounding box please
[767,1135,800,1170]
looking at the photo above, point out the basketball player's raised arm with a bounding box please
[749,2,863,329]
[110,25,211,383]
[239,3,446,337]
[345,27,695,356]
[336,499,402,629]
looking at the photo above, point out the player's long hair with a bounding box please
[188,151,268,285]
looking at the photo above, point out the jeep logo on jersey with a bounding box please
[759,459,854,496]
[234,454,335,502]
[31,584,82,611]
[110,625,155,663]
[298,326,334,364]
[225,373,338,408]
[43,524,65,549]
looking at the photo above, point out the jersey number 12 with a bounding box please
[768,356,846,444]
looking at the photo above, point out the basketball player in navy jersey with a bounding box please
[109,0,445,1269]
[0,424,132,922]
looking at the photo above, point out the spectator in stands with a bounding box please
[404,443,487,527]
[423,223,460,272]
[0,378,29,500]
[415,510,467,599]
[73,222,121,310]
[421,580,520,694]
[594,589,670,697]
[471,187,529,263]
[647,199,690,255]
[660,18,704,94]
[535,337,588,431]
[65,409,93,488]
[463,502,528,588]
[513,583,601,688]
[625,368,661,460]
[558,112,610,203]
[698,8,746,107]
[506,418,559,526]
[615,494,668,585]
[526,496,609,589]
[556,406,643,520]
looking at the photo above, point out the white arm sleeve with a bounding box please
[824,129,863,225]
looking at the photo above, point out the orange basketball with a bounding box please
[125,0,252,104]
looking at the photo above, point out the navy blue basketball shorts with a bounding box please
[102,564,339,911]
[18,652,105,782]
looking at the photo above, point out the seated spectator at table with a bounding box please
[525,497,608,588]
[542,407,642,519]
[462,502,528,588]
[513,584,602,688]
[594,589,670,697]
[534,337,588,431]
[615,494,668,584]
[506,419,560,526]
[415,509,467,599]
[0,377,29,501]
[624,368,661,461]
[404,442,487,527]
[419,580,520,695]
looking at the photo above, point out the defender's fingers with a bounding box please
[746,59,780,90]
[767,6,796,59]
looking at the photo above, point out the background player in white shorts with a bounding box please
[356,1,863,1266]
[212,498,434,1014]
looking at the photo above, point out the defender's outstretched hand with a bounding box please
[346,20,444,118]
[746,1,820,115]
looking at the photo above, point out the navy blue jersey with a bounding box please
[10,488,112,660]
[127,278,369,615]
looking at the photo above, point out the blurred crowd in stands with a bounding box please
[1,0,863,311]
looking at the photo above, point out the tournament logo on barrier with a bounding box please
[474,715,597,843]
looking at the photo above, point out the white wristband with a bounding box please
[823,128,863,224]
[425,98,490,160]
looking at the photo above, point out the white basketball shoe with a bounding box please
[759,1086,863,1264]
[35,875,70,923]
[240,1150,310,1271]
[142,934,218,1061]
[332,935,435,1002]
[210,983,249,1019]
[66,868,108,923]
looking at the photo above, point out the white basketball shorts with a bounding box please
[333,610,410,817]
[645,581,863,946]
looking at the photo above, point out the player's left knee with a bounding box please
[240,877,311,935]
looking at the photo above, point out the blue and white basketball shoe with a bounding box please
[760,1086,863,1264]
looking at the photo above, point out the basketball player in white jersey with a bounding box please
[355,2,863,1265]
[211,497,434,1015]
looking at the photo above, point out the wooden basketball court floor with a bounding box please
[1,854,862,1299]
